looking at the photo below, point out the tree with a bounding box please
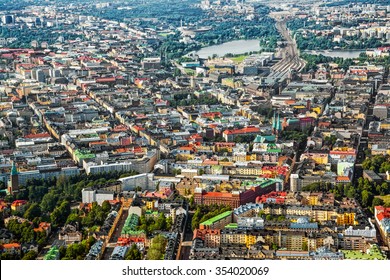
[277,215,286,222]
[66,213,82,225]
[361,190,373,208]
[50,201,70,227]
[40,192,59,213]
[189,195,195,210]
[372,197,384,208]
[101,201,111,213]
[24,203,41,221]
[258,210,265,217]
[22,250,38,260]
[146,235,167,260]
[125,244,142,260]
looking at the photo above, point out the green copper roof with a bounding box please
[11,161,18,176]
[200,211,232,226]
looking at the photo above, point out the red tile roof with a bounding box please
[24,133,51,139]
[223,126,260,135]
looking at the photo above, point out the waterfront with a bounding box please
[194,39,261,59]
[303,49,364,59]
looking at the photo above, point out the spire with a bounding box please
[272,111,277,130]
[276,113,282,132]
[11,161,18,176]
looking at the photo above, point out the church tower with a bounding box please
[8,161,19,195]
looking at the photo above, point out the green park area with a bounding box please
[341,245,387,260]
[227,55,248,64]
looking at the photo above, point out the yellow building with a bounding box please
[145,200,155,210]
[300,153,329,165]
[337,213,357,226]
[245,234,257,248]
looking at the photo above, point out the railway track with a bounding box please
[269,19,306,79]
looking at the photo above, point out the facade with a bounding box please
[199,211,233,230]
[194,180,277,208]
[82,188,115,205]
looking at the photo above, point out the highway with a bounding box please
[268,18,306,80]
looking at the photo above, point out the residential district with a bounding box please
[0,0,389,261]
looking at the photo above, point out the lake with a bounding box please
[194,39,261,59]
[303,50,364,59]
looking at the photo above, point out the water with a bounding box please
[194,39,261,59]
[303,50,364,59]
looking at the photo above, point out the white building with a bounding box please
[118,173,155,191]
[82,188,115,205]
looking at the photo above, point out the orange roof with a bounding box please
[113,125,128,132]
[337,176,350,181]
[203,192,233,198]
[179,146,194,151]
[203,160,219,165]
[89,141,107,146]
[24,133,51,139]
[330,150,356,155]
[96,77,116,83]
[3,243,21,249]
[223,126,260,135]
[132,125,144,131]
[285,100,296,105]
[11,200,28,206]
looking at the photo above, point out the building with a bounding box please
[194,180,278,208]
[110,246,129,260]
[7,161,19,195]
[82,188,115,205]
[222,126,260,142]
[58,224,82,244]
[237,217,264,230]
[10,200,28,212]
[142,58,161,70]
[374,206,390,246]
[118,173,155,191]
[199,211,233,230]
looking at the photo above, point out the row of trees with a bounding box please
[146,235,167,260]
[6,220,46,245]
[302,178,389,210]
[362,155,390,174]
[169,94,220,107]
[60,236,96,260]
[125,244,142,260]
[137,213,173,234]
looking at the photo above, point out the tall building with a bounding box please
[2,15,14,25]
[8,161,19,195]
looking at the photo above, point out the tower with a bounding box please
[272,111,277,132]
[8,161,19,195]
[276,113,282,134]
[272,111,282,138]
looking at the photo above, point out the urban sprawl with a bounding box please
[0,0,389,261]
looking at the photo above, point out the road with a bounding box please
[177,211,193,260]
[101,208,129,260]
[268,18,306,80]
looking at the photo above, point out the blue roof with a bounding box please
[290,222,318,229]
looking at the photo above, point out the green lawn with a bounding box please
[227,55,248,64]
[158,32,172,37]
[341,245,387,260]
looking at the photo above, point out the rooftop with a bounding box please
[200,211,233,226]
